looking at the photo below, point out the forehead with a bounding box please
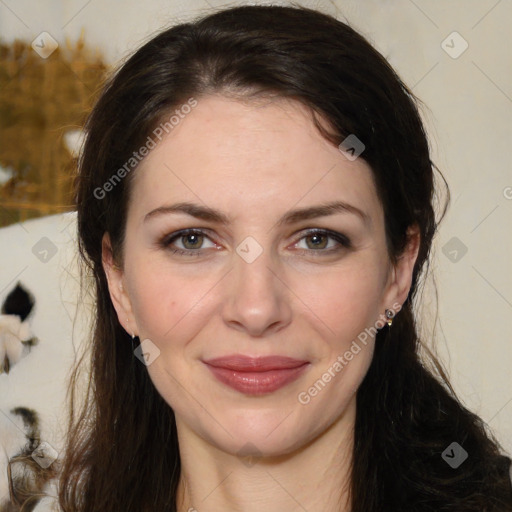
[129,95,382,227]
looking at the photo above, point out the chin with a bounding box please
[202,407,312,459]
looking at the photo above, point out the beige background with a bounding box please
[1,0,511,457]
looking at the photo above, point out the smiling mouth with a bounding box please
[202,355,310,395]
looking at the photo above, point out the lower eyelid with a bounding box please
[169,248,205,257]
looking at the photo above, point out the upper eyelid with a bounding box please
[164,228,215,243]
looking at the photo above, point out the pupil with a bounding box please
[184,234,202,249]
[307,234,327,249]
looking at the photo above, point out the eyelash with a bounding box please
[159,228,352,257]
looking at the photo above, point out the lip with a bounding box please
[202,355,310,395]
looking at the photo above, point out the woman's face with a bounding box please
[104,95,417,457]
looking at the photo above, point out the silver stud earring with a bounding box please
[385,309,395,327]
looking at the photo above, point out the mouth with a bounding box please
[202,355,310,395]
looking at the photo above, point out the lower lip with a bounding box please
[204,363,310,395]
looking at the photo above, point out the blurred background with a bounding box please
[0,0,510,486]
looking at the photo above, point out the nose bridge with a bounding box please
[232,235,279,298]
[222,235,291,335]
[240,251,273,286]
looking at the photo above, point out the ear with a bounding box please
[101,232,137,337]
[381,224,421,313]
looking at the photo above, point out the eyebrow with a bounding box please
[144,200,371,227]
[144,202,230,224]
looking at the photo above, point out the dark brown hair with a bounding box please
[59,5,512,511]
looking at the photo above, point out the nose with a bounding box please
[221,243,292,337]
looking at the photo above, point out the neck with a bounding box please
[175,399,355,512]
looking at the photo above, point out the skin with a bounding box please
[102,95,420,512]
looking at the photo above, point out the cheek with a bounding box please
[291,259,385,340]
[126,258,219,342]
[126,250,386,347]
[291,266,381,420]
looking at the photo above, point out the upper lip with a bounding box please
[203,355,309,371]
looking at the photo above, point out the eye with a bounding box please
[293,229,351,254]
[161,229,217,256]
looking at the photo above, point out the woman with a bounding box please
[60,4,512,511]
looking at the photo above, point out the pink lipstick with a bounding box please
[203,355,310,395]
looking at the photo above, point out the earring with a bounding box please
[131,332,139,354]
[385,309,395,327]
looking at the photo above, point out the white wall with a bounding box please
[1,0,511,456]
